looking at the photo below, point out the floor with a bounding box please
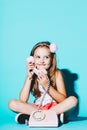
[0,114,87,130]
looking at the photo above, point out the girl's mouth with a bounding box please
[36,64,46,69]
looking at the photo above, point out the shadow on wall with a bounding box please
[61,68,79,118]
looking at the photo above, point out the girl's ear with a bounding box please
[26,56,34,63]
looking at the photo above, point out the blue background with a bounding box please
[0,0,87,128]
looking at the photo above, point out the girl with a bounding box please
[8,41,77,124]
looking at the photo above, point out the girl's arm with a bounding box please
[19,57,35,102]
[48,70,67,103]
[19,76,32,102]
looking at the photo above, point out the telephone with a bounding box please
[29,110,58,127]
[26,56,47,75]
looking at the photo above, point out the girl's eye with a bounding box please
[34,55,50,60]
[44,56,49,59]
[36,56,40,59]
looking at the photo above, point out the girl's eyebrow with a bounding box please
[34,54,39,57]
[34,54,51,57]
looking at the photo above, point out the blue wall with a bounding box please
[0,0,87,121]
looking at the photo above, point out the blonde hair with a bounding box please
[30,41,58,98]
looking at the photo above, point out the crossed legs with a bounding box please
[8,96,77,116]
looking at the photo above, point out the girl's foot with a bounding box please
[15,113,30,124]
[60,113,64,124]
[59,113,68,124]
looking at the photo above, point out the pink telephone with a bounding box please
[26,56,47,75]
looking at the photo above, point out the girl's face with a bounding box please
[33,46,51,70]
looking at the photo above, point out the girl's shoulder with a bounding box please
[56,69,61,74]
[55,69,63,78]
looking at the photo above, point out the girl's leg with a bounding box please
[8,99,37,115]
[50,96,78,115]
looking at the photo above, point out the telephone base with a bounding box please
[29,110,58,127]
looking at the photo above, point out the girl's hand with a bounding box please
[26,58,35,79]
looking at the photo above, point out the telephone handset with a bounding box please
[26,56,47,75]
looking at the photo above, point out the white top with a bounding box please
[35,85,56,106]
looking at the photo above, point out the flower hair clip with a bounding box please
[49,43,58,53]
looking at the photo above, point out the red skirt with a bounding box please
[34,102,58,110]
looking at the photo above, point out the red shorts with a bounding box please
[33,102,58,110]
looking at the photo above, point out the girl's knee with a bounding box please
[8,99,18,109]
[69,96,78,107]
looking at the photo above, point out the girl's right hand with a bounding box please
[26,56,35,79]
[27,62,35,79]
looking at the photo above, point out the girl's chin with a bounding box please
[36,66,46,70]
[37,67,44,69]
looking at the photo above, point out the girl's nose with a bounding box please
[40,58,44,63]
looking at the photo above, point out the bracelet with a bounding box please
[45,77,50,92]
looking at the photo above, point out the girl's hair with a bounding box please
[30,41,58,98]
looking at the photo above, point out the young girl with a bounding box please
[8,41,77,124]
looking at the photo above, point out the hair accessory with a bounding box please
[49,44,57,53]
